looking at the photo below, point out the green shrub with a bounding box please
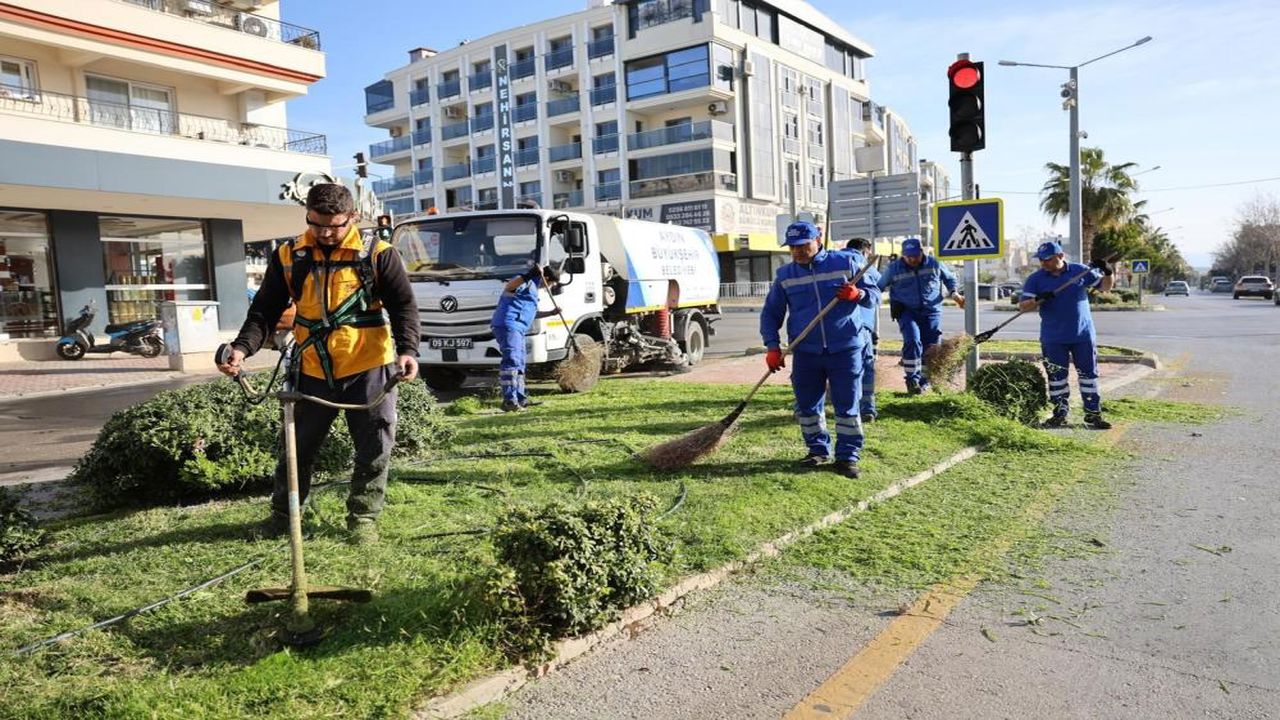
[970,360,1048,425]
[445,396,483,416]
[0,487,44,566]
[1114,287,1139,303]
[71,378,454,505]
[1091,291,1121,305]
[487,496,671,656]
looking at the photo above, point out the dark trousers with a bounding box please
[271,363,398,523]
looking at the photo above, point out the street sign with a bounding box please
[932,198,1003,261]
[1131,259,1150,274]
[827,172,921,241]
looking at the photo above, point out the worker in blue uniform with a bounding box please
[842,238,882,422]
[1019,241,1114,429]
[491,264,560,412]
[761,221,878,478]
[876,238,965,394]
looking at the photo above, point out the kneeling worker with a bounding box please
[761,221,877,478]
[491,264,561,412]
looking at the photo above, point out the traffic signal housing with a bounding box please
[948,59,985,153]
[375,213,392,241]
[354,152,368,178]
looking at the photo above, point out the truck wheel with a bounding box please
[680,321,706,366]
[422,366,467,392]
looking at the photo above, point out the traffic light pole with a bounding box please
[1067,66,1084,262]
[961,151,979,383]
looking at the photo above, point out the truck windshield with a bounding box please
[393,216,540,281]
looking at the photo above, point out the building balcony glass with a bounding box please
[596,182,622,202]
[412,129,432,146]
[518,192,544,208]
[410,88,430,106]
[545,47,575,72]
[469,70,493,91]
[515,147,540,167]
[441,120,470,140]
[546,96,580,117]
[590,86,616,106]
[631,0,694,33]
[384,197,415,215]
[511,58,537,80]
[587,36,615,60]
[442,163,471,181]
[414,168,434,185]
[372,174,414,195]
[548,142,582,163]
[627,120,731,151]
[513,104,538,123]
[554,190,584,208]
[629,171,736,199]
[592,134,619,155]
[475,199,500,210]
[473,156,497,174]
[369,135,411,159]
[471,115,495,133]
[436,79,462,100]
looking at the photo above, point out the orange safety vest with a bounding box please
[279,225,395,384]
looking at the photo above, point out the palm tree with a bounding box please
[1040,147,1141,261]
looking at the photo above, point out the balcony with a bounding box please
[384,197,415,215]
[518,192,543,208]
[470,70,493,91]
[807,143,824,161]
[782,137,800,155]
[553,190,584,208]
[516,147,540,167]
[511,58,537,80]
[590,86,617,106]
[592,134,619,155]
[587,36,615,60]
[471,115,495,133]
[372,174,414,195]
[410,88,430,107]
[414,168,434,185]
[369,135,412,159]
[513,104,538,123]
[441,120,470,140]
[629,171,737,199]
[0,85,327,155]
[632,0,695,33]
[121,0,322,49]
[548,142,582,163]
[437,79,462,100]
[441,163,471,181]
[595,182,622,202]
[473,156,497,174]
[475,199,500,211]
[412,128,432,146]
[545,47,575,72]
[627,120,732,151]
[546,96,580,117]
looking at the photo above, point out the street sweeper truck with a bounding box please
[391,209,722,392]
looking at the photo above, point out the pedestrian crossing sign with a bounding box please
[1131,259,1150,274]
[932,198,1004,261]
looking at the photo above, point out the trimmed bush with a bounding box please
[1114,287,1140,303]
[71,377,454,505]
[0,487,43,567]
[970,360,1048,425]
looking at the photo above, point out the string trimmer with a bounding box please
[974,254,1118,345]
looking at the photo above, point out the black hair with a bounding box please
[306,183,356,217]
[845,237,871,252]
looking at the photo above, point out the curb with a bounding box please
[874,347,1161,370]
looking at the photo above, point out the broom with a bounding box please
[922,333,974,388]
[974,254,1119,344]
[638,255,878,471]
[538,266,602,393]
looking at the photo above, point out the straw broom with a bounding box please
[537,266,603,393]
[922,334,974,388]
[638,255,877,470]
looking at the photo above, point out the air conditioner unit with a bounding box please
[554,170,575,183]
[719,174,736,188]
[237,13,276,40]
[443,107,462,119]
[707,100,729,116]
[741,59,755,77]
[548,80,572,94]
[389,126,404,138]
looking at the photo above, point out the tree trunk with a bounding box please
[1082,220,1096,263]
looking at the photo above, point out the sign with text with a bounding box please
[660,200,714,233]
[494,45,515,209]
[827,172,921,241]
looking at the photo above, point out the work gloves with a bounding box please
[836,283,863,302]
[1090,258,1114,276]
[1034,291,1055,303]
[765,348,785,372]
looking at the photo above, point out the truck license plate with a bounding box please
[428,338,473,350]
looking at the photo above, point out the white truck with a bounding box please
[391,209,722,392]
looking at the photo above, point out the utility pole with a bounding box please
[1067,66,1083,261]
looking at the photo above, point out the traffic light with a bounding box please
[947,59,985,153]
[375,213,392,241]
[354,152,368,178]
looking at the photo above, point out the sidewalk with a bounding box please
[0,352,279,400]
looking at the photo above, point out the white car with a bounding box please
[1163,281,1189,296]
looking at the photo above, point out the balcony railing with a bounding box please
[436,79,462,99]
[629,171,736,199]
[511,58,537,80]
[513,104,538,123]
[587,36,615,59]
[0,84,326,155]
[471,114,495,133]
[369,135,411,158]
[475,199,500,211]
[782,137,800,155]
[410,88,430,106]
[633,0,695,32]
[120,0,321,49]
[719,281,772,299]
[595,182,622,202]
[553,190,584,209]
[441,120,470,140]
[807,143,824,161]
[414,168,434,185]
[372,174,414,195]
[548,142,582,162]
[546,96,580,117]
[384,197,415,215]
[590,86,616,106]
[627,120,731,151]
[592,134,619,154]
[518,192,543,208]
[441,163,471,181]
[473,156,497,174]
[545,47,575,71]
[516,147,540,167]
[412,128,431,146]
[470,70,492,91]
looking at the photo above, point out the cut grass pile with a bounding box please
[877,338,1144,357]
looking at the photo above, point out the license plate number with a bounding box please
[428,337,473,349]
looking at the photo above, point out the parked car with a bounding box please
[1211,278,1234,293]
[1233,275,1274,300]
[1163,281,1190,296]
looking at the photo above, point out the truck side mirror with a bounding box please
[562,257,586,275]
[565,226,585,254]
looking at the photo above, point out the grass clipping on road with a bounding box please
[0,381,1216,718]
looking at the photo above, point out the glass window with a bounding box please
[598,168,621,185]
[625,45,710,100]
[475,143,495,159]
[515,46,535,61]
[473,60,491,74]
[592,25,614,41]
[593,72,616,89]
[0,56,39,99]
[0,210,57,337]
[365,80,394,114]
[515,91,537,107]
[808,119,824,145]
[86,75,175,135]
[98,216,209,325]
[520,180,541,196]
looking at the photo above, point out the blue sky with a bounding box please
[286,0,1280,268]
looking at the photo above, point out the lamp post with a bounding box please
[1000,36,1153,263]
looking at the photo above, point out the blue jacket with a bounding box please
[1020,262,1104,343]
[761,248,876,354]
[876,255,958,311]
[491,277,542,331]
[836,250,882,335]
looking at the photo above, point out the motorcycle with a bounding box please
[55,302,165,360]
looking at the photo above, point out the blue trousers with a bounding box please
[1042,339,1101,415]
[860,329,877,415]
[493,325,527,405]
[897,307,942,384]
[792,348,864,462]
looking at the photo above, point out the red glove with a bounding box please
[765,348,785,372]
[836,283,862,302]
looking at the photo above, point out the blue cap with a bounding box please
[901,238,923,256]
[1036,241,1064,260]
[783,221,821,246]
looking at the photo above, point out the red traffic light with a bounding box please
[948,60,981,89]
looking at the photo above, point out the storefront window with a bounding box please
[0,210,58,338]
[99,216,209,325]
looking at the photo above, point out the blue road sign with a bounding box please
[1131,259,1150,274]
[932,199,1003,261]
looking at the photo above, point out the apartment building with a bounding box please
[0,0,328,342]
[918,158,952,248]
[363,0,898,285]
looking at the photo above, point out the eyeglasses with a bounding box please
[306,217,351,231]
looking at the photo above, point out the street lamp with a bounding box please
[1000,36,1153,262]
[1132,164,1162,177]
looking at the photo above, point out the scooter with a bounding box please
[55,301,165,360]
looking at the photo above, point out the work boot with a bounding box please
[860,412,877,424]
[501,400,524,413]
[1042,413,1069,428]
[1083,412,1113,430]
[919,381,933,394]
[906,378,922,396]
[832,460,861,479]
[251,514,288,541]
[797,454,831,468]
[347,518,379,546]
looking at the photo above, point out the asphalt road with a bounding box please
[503,290,1280,719]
